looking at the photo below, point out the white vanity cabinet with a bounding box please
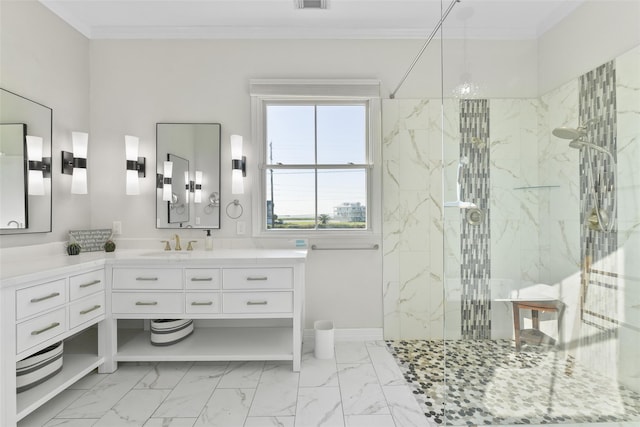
[102,251,306,374]
[0,249,305,426]
[0,264,106,427]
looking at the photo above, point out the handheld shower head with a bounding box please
[569,139,613,157]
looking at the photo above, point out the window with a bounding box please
[250,80,380,235]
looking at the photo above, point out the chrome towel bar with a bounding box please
[311,244,379,251]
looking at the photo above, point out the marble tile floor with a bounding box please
[18,340,431,427]
[387,339,640,426]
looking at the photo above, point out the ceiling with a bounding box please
[39,0,585,40]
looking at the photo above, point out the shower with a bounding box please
[552,125,616,232]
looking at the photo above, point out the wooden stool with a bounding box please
[512,300,563,350]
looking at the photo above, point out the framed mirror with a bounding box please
[156,123,221,229]
[0,88,52,235]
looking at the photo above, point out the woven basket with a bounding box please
[17,341,63,393]
[150,319,194,346]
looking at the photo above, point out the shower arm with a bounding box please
[389,0,461,99]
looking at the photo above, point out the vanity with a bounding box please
[0,248,306,427]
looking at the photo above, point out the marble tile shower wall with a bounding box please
[488,98,542,340]
[382,99,445,340]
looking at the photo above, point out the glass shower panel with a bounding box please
[439,2,640,425]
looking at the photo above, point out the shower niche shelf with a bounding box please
[513,185,560,190]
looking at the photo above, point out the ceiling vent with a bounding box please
[295,0,327,9]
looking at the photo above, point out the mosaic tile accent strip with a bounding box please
[578,61,619,370]
[459,99,491,340]
[386,339,640,425]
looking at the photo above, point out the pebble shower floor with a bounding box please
[386,339,640,425]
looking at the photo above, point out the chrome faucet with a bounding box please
[7,220,19,228]
[174,234,182,251]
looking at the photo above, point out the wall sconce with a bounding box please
[125,135,146,195]
[161,161,173,201]
[230,134,246,195]
[26,135,51,196]
[194,170,203,203]
[61,131,88,194]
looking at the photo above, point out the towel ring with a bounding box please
[226,199,243,219]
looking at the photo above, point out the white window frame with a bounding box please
[250,79,381,238]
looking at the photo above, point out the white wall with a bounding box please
[538,0,640,95]
[0,0,91,248]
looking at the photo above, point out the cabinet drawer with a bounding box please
[113,268,182,290]
[223,292,293,314]
[69,292,105,329]
[16,279,67,320]
[69,269,105,301]
[16,308,66,354]
[223,268,293,290]
[186,293,221,314]
[112,292,183,314]
[185,268,221,290]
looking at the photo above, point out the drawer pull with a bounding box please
[190,277,213,282]
[31,322,60,335]
[246,276,268,281]
[247,301,268,306]
[80,304,101,315]
[136,277,159,281]
[30,292,60,303]
[191,301,213,306]
[135,301,158,306]
[79,280,101,288]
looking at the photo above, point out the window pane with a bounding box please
[317,105,366,164]
[266,105,315,164]
[318,169,367,229]
[266,169,315,229]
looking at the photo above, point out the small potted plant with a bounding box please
[66,242,81,256]
[104,239,116,253]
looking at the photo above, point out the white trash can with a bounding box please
[314,320,335,359]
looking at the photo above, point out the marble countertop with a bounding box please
[0,248,308,288]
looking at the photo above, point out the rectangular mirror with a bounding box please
[156,123,221,229]
[0,88,52,235]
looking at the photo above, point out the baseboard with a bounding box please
[303,328,383,342]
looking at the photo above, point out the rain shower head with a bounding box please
[552,127,585,140]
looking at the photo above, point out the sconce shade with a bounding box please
[230,134,245,195]
[230,134,243,160]
[70,131,88,194]
[125,135,141,195]
[26,135,45,196]
[162,161,173,201]
[194,170,203,203]
[232,169,244,195]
